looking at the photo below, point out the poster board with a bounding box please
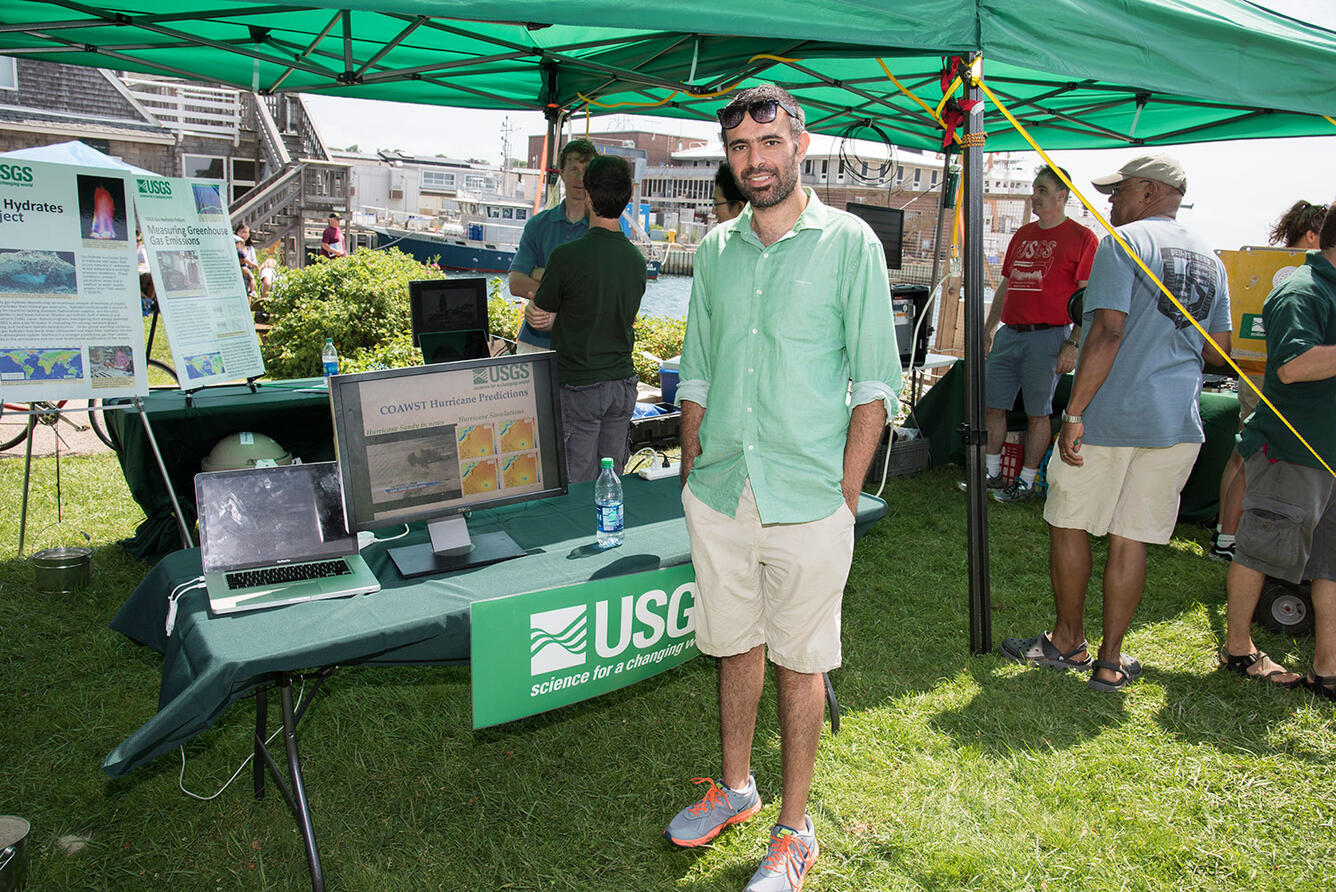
[134,176,264,387]
[1217,246,1308,375]
[0,158,146,402]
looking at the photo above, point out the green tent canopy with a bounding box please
[2,0,1335,150]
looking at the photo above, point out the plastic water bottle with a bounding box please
[321,338,339,377]
[595,457,624,548]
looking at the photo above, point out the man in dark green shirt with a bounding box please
[527,155,646,482]
[1222,205,1336,698]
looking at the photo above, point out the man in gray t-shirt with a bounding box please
[1001,154,1232,692]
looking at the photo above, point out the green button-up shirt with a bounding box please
[677,189,902,523]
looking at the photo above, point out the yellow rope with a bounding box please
[1325,114,1336,127]
[936,75,962,120]
[978,78,1336,479]
[875,58,946,129]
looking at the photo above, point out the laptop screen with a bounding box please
[196,461,355,573]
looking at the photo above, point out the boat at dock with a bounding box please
[367,192,661,279]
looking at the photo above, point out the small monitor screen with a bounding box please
[845,202,904,270]
[329,353,567,533]
[409,278,488,343]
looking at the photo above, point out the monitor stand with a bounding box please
[388,515,526,579]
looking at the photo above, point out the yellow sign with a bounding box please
[1217,246,1307,373]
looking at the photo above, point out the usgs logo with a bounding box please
[136,178,172,196]
[474,363,532,386]
[529,583,696,675]
[0,164,34,183]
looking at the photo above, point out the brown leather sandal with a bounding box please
[1218,647,1302,689]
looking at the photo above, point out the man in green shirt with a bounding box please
[1221,206,1336,699]
[662,85,901,892]
[527,155,645,483]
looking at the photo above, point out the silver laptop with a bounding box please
[196,461,380,615]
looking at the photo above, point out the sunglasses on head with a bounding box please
[717,98,799,130]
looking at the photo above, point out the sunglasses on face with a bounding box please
[716,98,799,130]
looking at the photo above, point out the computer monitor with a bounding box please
[409,277,490,363]
[845,202,905,270]
[329,352,567,578]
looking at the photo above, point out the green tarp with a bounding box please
[2,1,1335,150]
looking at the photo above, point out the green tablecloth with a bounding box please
[106,380,336,559]
[104,476,889,778]
[916,362,1240,522]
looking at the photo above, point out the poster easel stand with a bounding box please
[134,395,194,550]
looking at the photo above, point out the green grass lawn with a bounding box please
[1,456,1333,890]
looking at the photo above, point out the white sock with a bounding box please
[1216,522,1224,534]
[1019,466,1038,486]
[725,776,753,795]
[986,453,1002,477]
[1216,532,1236,546]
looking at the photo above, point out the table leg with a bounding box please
[254,672,325,892]
[253,685,267,800]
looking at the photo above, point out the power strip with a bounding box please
[637,461,680,481]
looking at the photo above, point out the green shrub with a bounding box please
[339,330,422,373]
[261,248,441,378]
[488,294,523,341]
[632,314,686,386]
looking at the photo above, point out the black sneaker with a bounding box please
[1209,535,1236,562]
[993,478,1036,503]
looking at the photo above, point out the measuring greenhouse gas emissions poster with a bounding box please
[0,158,146,402]
[135,176,263,387]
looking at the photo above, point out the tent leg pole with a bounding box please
[962,57,992,656]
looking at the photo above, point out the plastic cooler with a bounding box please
[658,355,680,405]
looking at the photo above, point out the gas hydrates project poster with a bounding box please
[471,564,700,728]
[0,159,146,401]
[134,176,263,387]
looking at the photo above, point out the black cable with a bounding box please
[837,120,897,187]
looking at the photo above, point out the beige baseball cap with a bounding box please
[1091,153,1187,195]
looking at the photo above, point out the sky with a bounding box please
[303,0,1336,252]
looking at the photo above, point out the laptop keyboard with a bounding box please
[226,559,352,590]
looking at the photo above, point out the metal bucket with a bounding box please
[0,815,29,892]
[31,545,92,593]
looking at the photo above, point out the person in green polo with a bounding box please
[527,155,646,483]
[661,85,901,892]
[1222,204,1336,698]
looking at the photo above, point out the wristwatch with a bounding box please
[1063,337,1079,348]
[1061,411,1083,424]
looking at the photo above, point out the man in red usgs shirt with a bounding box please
[980,165,1098,502]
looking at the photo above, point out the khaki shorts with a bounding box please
[1237,373,1266,430]
[1043,441,1200,544]
[682,479,854,674]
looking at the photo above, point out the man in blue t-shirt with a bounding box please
[1001,154,1232,692]
[508,139,598,352]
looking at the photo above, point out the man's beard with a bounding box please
[738,156,800,209]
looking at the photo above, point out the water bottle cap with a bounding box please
[601,457,613,468]
[324,338,333,345]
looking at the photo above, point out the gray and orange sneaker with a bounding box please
[663,774,761,848]
[745,816,819,891]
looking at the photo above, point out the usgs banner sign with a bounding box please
[471,563,698,728]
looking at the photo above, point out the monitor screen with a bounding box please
[845,202,904,270]
[409,277,488,343]
[329,353,567,534]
